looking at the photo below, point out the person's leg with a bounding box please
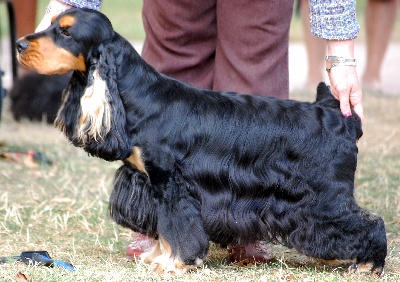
[213,0,293,262]
[141,0,217,89]
[213,0,293,98]
[128,0,216,259]
[300,0,327,91]
[362,0,398,91]
[137,0,284,264]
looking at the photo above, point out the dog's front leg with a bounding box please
[141,236,198,275]
[145,174,209,274]
[109,162,157,235]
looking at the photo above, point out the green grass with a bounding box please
[1,90,400,281]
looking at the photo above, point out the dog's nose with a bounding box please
[16,39,29,53]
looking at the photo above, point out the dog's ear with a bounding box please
[78,39,131,160]
[77,53,112,142]
[57,37,132,161]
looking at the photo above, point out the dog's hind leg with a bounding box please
[347,211,387,276]
[289,204,387,276]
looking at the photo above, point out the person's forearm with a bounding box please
[327,39,355,57]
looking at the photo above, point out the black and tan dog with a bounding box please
[16,8,386,275]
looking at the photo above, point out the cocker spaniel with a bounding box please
[16,8,386,275]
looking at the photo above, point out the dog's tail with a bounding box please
[315,82,363,140]
[315,82,335,102]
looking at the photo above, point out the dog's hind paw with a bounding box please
[348,262,384,276]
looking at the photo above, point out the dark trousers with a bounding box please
[142,0,293,99]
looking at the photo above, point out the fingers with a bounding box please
[337,89,364,121]
[328,67,364,122]
[332,84,364,122]
[336,86,352,117]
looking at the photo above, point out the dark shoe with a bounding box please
[126,233,156,258]
[227,241,272,263]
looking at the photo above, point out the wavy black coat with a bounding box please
[50,9,386,273]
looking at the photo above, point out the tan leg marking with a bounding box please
[125,147,147,175]
[140,236,199,275]
[348,262,383,275]
[140,239,162,265]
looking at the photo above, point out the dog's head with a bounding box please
[16,8,114,75]
[16,9,133,161]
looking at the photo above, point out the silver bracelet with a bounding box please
[45,5,66,14]
[325,56,357,72]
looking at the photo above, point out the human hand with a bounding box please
[35,0,73,32]
[326,40,364,122]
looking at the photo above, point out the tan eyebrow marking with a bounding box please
[59,15,76,28]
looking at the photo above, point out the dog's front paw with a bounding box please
[148,253,198,275]
[140,237,202,275]
[348,262,384,276]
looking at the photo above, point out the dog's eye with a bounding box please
[61,29,70,37]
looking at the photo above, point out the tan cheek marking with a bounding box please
[74,53,86,71]
[59,15,75,29]
[17,37,86,74]
[125,147,147,175]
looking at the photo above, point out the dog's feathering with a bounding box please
[16,8,387,275]
[78,67,112,142]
